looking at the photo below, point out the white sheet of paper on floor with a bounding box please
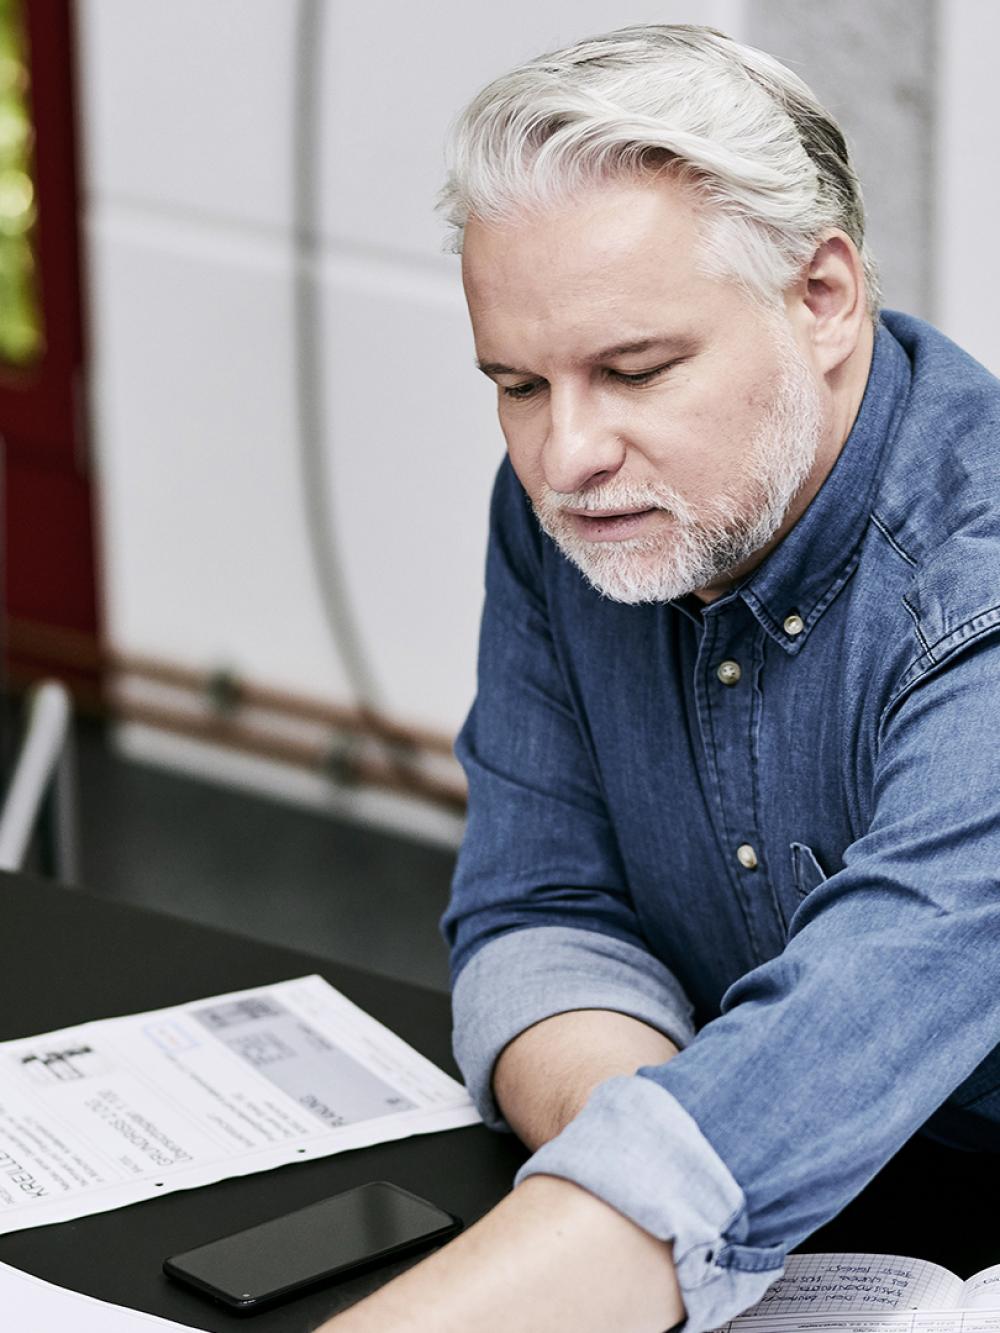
[0,1259,208,1332]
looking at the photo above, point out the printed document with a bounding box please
[0,974,479,1233]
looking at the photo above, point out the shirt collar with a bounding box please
[726,320,912,654]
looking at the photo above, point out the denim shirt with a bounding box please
[442,311,1000,1331]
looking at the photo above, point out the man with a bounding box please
[320,24,1000,1333]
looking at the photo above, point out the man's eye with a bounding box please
[612,361,677,386]
[501,381,543,400]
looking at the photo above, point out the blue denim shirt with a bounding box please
[442,311,1000,1331]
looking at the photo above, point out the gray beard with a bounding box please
[532,342,824,604]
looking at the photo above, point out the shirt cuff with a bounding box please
[451,925,696,1130]
[516,1074,786,1333]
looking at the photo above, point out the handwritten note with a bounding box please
[742,1255,964,1317]
[964,1266,1000,1312]
[710,1254,1000,1333]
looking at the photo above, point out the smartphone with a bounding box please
[163,1181,462,1311]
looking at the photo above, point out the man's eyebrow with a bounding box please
[592,335,693,359]
[476,336,693,379]
[476,360,531,378]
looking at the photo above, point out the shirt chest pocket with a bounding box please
[789,842,828,900]
[773,842,828,935]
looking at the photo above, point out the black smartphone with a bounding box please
[163,1181,462,1311]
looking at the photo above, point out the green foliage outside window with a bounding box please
[0,0,43,367]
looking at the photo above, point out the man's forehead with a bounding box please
[461,176,704,284]
[461,179,713,350]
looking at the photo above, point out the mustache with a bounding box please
[537,481,695,524]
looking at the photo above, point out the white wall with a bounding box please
[746,0,936,320]
[77,0,747,742]
[935,0,1000,375]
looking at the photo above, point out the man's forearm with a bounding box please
[314,1173,683,1333]
[311,1009,684,1332]
[493,1008,680,1149]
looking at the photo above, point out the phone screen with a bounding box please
[164,1181,461,1309]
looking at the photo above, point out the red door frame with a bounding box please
[1,0,102,705]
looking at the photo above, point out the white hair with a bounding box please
[440,24,880,314]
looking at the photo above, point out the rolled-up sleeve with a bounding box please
[518,1076,785,1331]
[453,926,695,1129]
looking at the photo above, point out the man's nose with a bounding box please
[542,384,625,495]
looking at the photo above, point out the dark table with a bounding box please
[2,873,998,1332]
[0,871,526,1330]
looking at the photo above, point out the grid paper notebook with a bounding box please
[711,1253,1000,1333]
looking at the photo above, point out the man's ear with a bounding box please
[788,230,869,376]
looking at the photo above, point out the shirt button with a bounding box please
[736,843,758,870]
[783,612,805,636]
[716,660,742,686]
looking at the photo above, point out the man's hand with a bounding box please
[313,1172,683,1333]
[494,1008,680,1149]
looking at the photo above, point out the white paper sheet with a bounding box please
[0,974,479,1233]
[0,1259,208,1332]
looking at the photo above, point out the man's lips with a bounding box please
[564,507,660,541]
[564,505,655,518]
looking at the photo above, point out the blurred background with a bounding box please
[2,0,997,991]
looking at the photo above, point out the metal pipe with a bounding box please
[0,680,79,877]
